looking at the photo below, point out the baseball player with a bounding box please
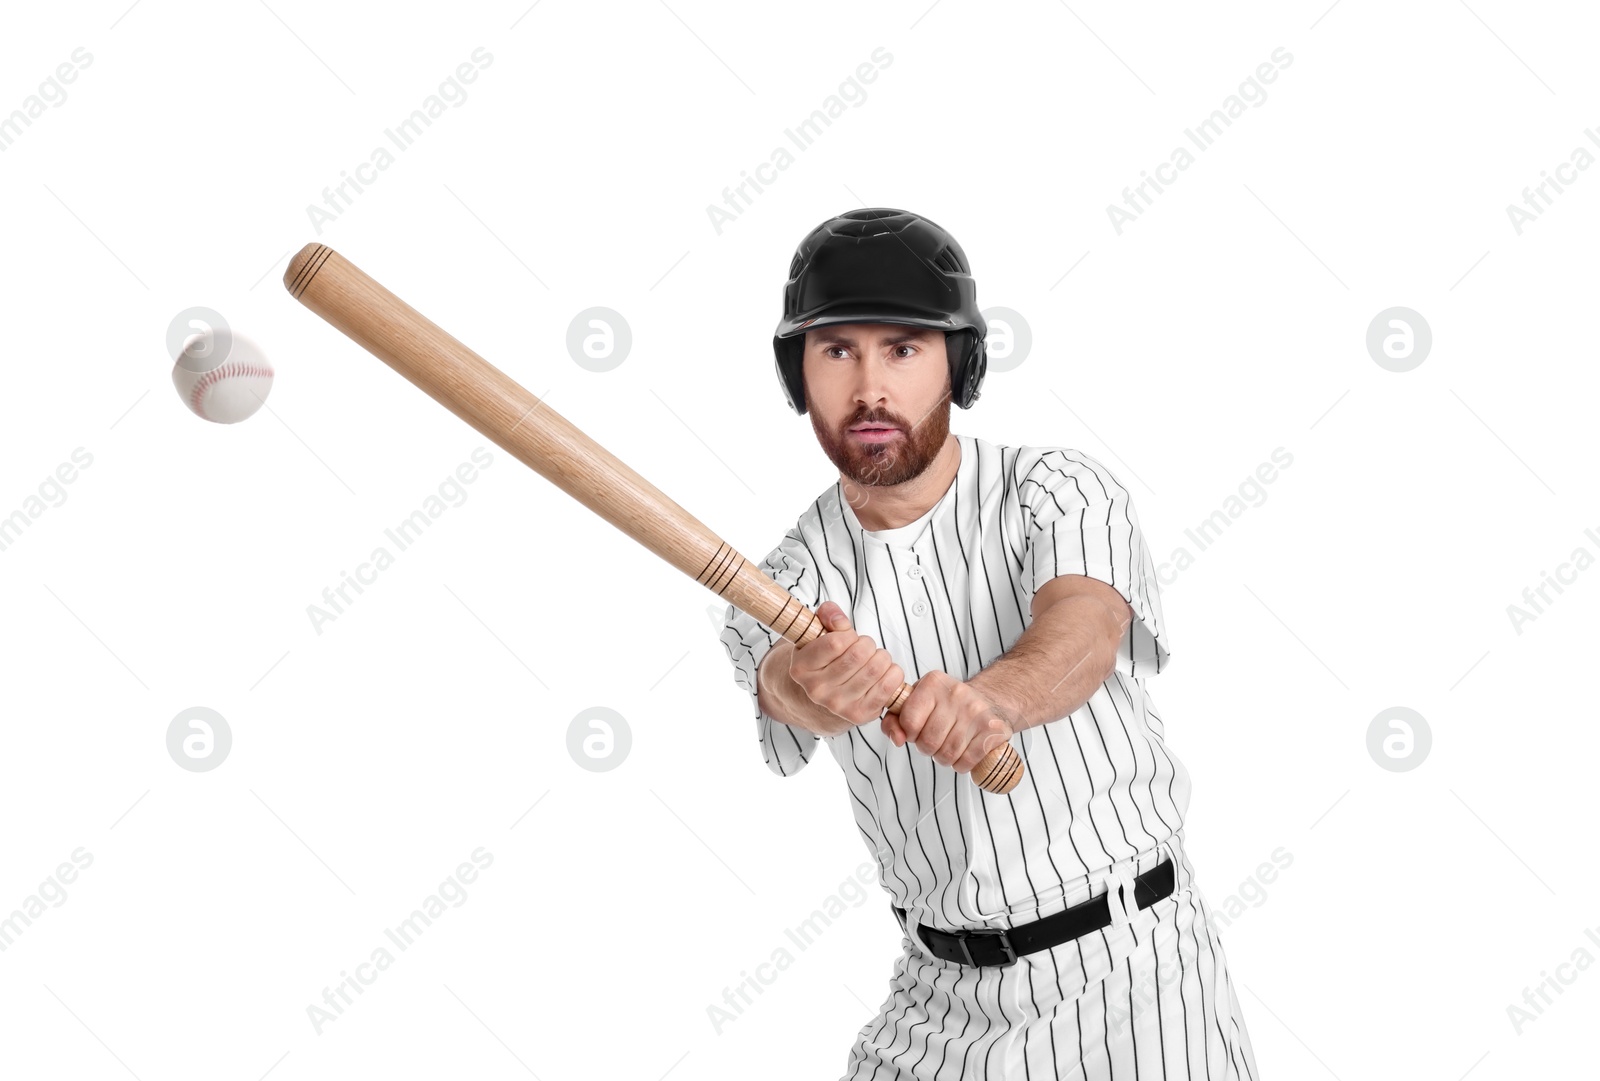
[718,208,1260,1080]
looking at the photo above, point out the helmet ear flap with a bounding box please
[773,336,807,415]
[964,337,987,408]
[944,330,987,409]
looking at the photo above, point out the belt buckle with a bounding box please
[955,927,1017,968]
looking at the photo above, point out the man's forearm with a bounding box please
[756,640,847,736]
[967,594,1121,734]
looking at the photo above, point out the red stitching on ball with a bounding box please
[190,360,274,420]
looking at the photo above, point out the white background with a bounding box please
[1,1,1595,1078]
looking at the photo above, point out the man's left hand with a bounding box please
[881,671,1016,775]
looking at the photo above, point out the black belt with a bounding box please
[892,858,1175,968]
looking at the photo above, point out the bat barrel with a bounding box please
[283,243,731,586]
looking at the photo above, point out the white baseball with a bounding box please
[171,328,274,424]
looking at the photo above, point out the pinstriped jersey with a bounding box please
[718,431,1192,933]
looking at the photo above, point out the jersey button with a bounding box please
[907,564,923,580]
[911,600,928,617]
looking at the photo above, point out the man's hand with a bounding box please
[886,670,1016,775]
[785,601,906,738]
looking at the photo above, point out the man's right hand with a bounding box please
[787,601,906,733]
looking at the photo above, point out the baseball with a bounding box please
[171,326,274,424]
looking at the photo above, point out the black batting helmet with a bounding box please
[772,208,988,415]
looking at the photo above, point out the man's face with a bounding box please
[802,322,952,488]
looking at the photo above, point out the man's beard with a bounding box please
[808,390,952,489]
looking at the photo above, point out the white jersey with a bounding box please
[719,431,1191,930]
[719,431,1260,1079]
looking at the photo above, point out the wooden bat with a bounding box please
[282,243,1024,795]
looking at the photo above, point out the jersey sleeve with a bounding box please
[1019,448,1170,678]
[717,527,823,777]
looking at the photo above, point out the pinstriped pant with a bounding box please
[841,832,1260,1080]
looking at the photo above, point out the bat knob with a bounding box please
[885,682,1024,795]
[973,742,1024,795]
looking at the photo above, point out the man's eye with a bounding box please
[895,345,917,358]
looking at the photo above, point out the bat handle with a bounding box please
[787,610,1024,796]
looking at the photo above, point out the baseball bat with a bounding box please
[282,243,1024,795]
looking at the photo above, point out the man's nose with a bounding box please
[851,356,892,403]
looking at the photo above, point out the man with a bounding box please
[719,208,1260,1080]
